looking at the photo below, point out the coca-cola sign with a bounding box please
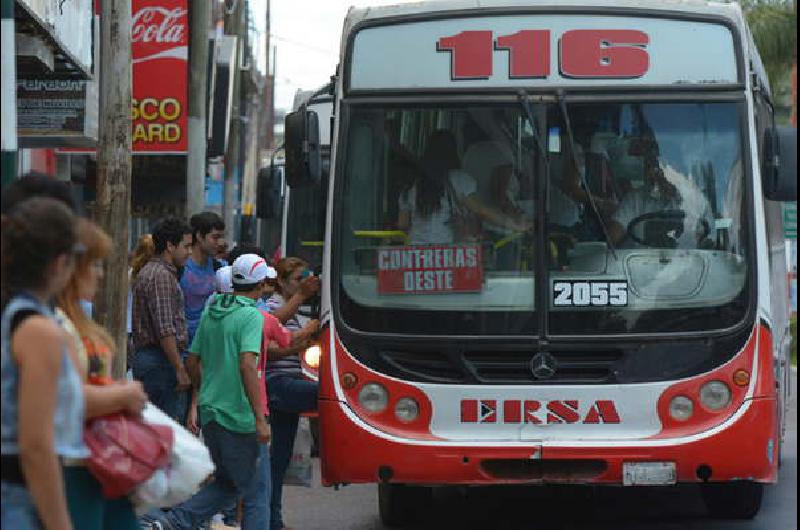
[132,5,188,63]
[132,0,188,153]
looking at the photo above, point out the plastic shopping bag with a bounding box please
[131,403,215,513]
[283,416,313,487]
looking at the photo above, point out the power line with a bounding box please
[269,32,337,56]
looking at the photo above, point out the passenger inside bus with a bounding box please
[396,129,531,246]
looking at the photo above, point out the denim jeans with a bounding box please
[156,421,259,530]
[218,425,272,528]
[241,440,272,529]
[132,346,182,420]
[1,481,41,530]
[267,375,318,530]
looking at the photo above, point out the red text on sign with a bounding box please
[437,29,649,80]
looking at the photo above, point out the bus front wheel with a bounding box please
[378,483,432,527]
[701,481,764,519]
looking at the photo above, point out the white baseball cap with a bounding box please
[215,266,233,293]
[231,254,270,286]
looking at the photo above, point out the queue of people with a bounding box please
[1,175,321,530]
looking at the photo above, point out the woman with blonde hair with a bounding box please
[57,219,147,530]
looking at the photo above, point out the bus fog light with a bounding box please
[358,383,389,413]
[394,397,419,423]
[669,396,693,421]
[303,344,322,369]
[700,381,731,411]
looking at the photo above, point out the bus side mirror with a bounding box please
[763,127,797,201]
[257,166,278,219]
[285,109,321,188]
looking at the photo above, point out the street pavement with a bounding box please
[281,372,797,530]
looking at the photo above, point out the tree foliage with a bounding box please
[738,0,797,90]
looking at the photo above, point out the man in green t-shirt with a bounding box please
[147,254,272,530]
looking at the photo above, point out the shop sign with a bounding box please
[132,0,188,153]
[16,78,98,147]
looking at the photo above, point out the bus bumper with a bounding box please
[319,396,778,487]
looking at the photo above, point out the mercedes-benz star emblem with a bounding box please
[530,352,557,380]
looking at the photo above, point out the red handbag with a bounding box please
[83,413,174,499]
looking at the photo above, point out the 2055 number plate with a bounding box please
[553,281,629,307]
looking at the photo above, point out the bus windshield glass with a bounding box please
[336,102,749,336]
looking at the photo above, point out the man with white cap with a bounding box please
[146,254,289,530]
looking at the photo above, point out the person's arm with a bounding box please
[14,317,74,530]
[267,338,311,360]
[270,276,320,324]
[240,351,270,443]
[159,335,190,391]
[147,269,190,390]
[83,382,147,419]
[463,195,531,232]
[185,354,202,433]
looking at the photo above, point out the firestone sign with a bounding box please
[132,1,188,153]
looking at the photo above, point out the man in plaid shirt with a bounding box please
[131,217,193,419]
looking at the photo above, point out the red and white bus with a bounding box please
[284,0,797,524]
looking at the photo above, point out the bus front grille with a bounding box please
[462,350,622,384]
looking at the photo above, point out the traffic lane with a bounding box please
[282,372,796,530]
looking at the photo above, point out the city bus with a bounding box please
[284,0,797,524]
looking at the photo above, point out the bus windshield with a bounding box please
[336,101,749,336]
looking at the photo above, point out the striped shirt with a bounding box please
[132,257,188,352]
[262,294,302,378]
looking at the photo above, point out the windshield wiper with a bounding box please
[516,90,549,168]
[556,90,618,261]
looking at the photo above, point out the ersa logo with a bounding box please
[437,30,650,80]
[461,399,621,425]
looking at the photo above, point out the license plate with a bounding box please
[622,462,676,486]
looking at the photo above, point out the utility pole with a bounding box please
[1,0,17,188]
[95,0,132,379]
[223,0,244,244]
[187,0,210,216]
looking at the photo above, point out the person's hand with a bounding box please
[118,380,148,416]
[298,319,320,339]
[186,404,199,435]
[175,364,191,392]
[255,417,271,444]
[299,275,321,299]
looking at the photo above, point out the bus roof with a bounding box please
[341,0,769,94]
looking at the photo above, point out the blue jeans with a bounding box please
[241,439,272,529]
[218,426,272,528]
[156,421,260,530]
[267,375,318,530]
[132,346,182,420]
[1,481,41,530]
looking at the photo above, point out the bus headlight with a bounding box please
[358,383,389,413]
[699,381,731,411]
[394,397,419,423]
[303,344,322,369]
[669,396,693,421]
